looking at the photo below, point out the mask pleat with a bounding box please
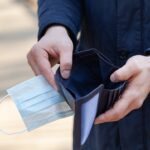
[23,101,73,130]
[21,90,54,103]
[7,76,54,102]
[25,101,71,121]
[21,92,61,109]
[20,94,66,117]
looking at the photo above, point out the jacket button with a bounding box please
[119,50,128,60]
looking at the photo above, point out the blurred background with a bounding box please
[0,0,73,150]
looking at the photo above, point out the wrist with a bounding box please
[45,25,69,36]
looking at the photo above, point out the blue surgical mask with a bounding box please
[0,75,73,135]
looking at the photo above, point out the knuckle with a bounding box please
[130,93,143,109]
[26,52,30,61]
[130,91,139,100]
[31,45,37,55]
[39,67,47,74]
[29,44,47,61]
[134,100,143,109]
[27,51,33,66]
[62,62,72,70]
[27,57,31,66]
[27,45,35,57]
[29,44,40,58]
[60,41,73,51]
[113,110,122,120]
[129,57,142,72]
[26,45,37,64]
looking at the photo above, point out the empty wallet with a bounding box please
[55,48,127,150]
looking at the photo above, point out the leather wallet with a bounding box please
[55,48,127,150]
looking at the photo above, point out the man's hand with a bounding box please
[27,26,73,90]
[95,55,150,124]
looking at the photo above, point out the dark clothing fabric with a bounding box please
[38,0,150,149]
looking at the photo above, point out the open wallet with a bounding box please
[55,48,127,150]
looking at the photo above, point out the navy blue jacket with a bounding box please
[38,1,150,150]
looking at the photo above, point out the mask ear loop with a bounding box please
[0,129,27,135]
[0,95,9,103]
[0,95,27,135]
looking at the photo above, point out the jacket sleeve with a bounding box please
[38,0,83,46]
[144,48,150,56]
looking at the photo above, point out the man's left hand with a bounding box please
[95,55,150,124]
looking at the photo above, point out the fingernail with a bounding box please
[62,70,70,79]
[94,116,105,124]
[98,116,104,121]
[110,74,117,82]
[94,120,103,124]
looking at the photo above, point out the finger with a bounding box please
[59,45,73,79]
[95,80,144,124]
[28,61,40,75]
[122,80,144,110]
[37,56,58,90]
[27,53,41,75]
[110,60,139,82]
[32,48,58,90]
[95,96,130,124]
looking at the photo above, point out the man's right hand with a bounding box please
[27,26,73,90]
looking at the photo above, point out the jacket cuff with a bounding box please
[38,17,78,48]
[144,48,150,56]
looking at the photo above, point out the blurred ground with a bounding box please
[0,0,73,150]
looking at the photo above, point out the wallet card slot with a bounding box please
[106,90,114,110]
[98,90,109,114]
[111,89,119,106]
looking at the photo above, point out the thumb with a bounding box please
[110,60,138,82]
[60,46,73,79]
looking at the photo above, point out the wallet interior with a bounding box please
[55,49,125,100]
